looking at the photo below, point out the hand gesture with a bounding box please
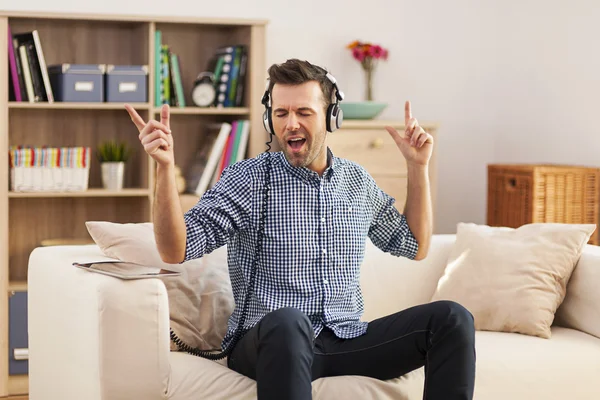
[385,101,434,167]
[125,104,174,167]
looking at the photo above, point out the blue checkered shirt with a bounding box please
[183,149,419,350]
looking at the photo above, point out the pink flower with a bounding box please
[347,40,389,63]
[352,47,365,62]
[369,45,383,58]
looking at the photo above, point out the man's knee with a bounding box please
[432,300,475,342]
[259,307,313,343]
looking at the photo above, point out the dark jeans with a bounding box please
[227,300,476,400]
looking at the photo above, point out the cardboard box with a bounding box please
[48,64,106,102]
[105,65,148,103]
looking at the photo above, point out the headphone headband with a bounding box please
[261,79,271,107]
[325,73,345,102]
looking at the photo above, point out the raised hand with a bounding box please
[125,104,174,167]
[385,101,434,167]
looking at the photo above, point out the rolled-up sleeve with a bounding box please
[183,165,252,261]
[366,176,419,260]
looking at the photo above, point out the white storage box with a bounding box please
[9,146,91,192]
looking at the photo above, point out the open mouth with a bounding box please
[287,138,306,152]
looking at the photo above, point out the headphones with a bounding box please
[261,71,345,135]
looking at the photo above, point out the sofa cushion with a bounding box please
[166,352,424,400]
[473,327,600,400]
[85,221,234,352]
[555,244,600,339]
[431,222,595,338]
[360,235,455,321]
[165,327,600,400]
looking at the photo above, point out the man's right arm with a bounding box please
[153,163,187,264]
[125,103,187,263]
[125,103,249,264]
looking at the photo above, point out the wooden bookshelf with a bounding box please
[0,10,268,397]
[8,101,151,110]
[160,106,250,115]
[8,188,151,198]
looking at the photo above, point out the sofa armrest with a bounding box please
[28,245,171,400]
[555,244,600,339]
[360,234,455,321]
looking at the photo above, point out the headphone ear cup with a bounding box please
[263,107,275,135]
[336,105,343,130]
[326,103,334,132]
[326,103,342,133]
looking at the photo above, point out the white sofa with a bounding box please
[27,234,600,399]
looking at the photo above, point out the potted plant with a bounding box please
[97,140,132,190]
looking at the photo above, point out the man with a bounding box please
[125,59,475,400]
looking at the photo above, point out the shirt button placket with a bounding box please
[319,181,329,307]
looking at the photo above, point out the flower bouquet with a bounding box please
[347,40,389,101]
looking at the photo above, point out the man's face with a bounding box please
[271,81,329,173]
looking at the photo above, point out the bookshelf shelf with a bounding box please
[155,106,250,115]
[8,281,27,292]
[0,10,267,398]
[8,101,151,110]
[8,188,151,198]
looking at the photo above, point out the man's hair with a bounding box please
[267,59,334,111]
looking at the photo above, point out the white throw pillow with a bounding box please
[85,221,234,352]
[431,222,595,338]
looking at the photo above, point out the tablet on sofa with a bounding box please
[72,261,181,280]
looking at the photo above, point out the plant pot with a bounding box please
[101,162,125,190]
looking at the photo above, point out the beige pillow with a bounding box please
[554,244,600,339]
[431,222,596,339]
[85,221,234,352]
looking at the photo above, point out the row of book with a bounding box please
[208,44,248,108]
[7,27,54,103]
[154,30,186,107]
[185,120,250,195]
[9,146,91,192]
[154,30,248,108]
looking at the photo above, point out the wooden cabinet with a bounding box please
[326,120,439,213]
[0,10,267,397]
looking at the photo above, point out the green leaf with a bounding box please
[97,140,132,162]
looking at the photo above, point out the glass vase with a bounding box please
[365,67,374,101]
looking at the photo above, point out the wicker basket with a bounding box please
[487,164,600,245]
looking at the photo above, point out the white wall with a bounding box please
[3,0,599,234]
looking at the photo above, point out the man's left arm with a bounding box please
[385,100,434,260]
[403,163,433,260]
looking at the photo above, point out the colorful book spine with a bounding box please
[9,146,90,192]
[155,30,162,106]
[7,26,22,102]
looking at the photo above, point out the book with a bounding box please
[7,26,22,102]
[161,45,171,105]
[18,45,35,103]
[170,53,186,107]
[155,30,162,106]
[235,47,248,107]
[214,46,235,108]
[234,120,250,163]
[13,30,54,102]
[185,127,221,193]
[193,123,232,196]
[12,37,28,101]
[31,30,54,102]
